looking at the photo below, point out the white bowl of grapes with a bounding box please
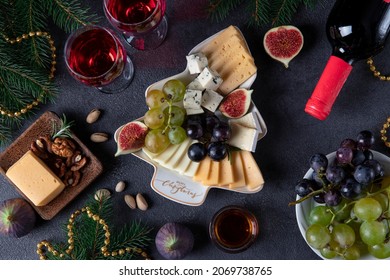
[294,130,390,260]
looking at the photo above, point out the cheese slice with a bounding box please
[228,111,261,131]
[142,147,159,161]
[240,151,264,190]
[6,150,65,206]
[202,159,220,186]
[176,139,197,174]
[153,144,181,165]
[193,157,211,182]
[164,139,192,170]
[172,138,193,170]
[184,160,200,177]
[218,156,235,186]
[228,151,246,189]
[227,122,258,152]
[201,26,247,56]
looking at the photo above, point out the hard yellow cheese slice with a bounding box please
[202,160,220,186]
[193,156,211,182]
[218,156,235,186]
[228,151,246,189]
[6,150,65,206]
[240,150,264,190]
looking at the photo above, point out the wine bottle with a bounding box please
[305,0,390,120]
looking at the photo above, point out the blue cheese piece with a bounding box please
[186,79,204,91]
[186,53,208,74]
[227,122,258,152]
[201,89,223,112]
[197,67,223,91]
[183,89,202,109]
[186,107,204,115]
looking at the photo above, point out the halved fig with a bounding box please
[219,88,252,119]
[263,25,304,68]
[115,121,149,157]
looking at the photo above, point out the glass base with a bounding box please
[97,56,134,94]
[124,15,168,51]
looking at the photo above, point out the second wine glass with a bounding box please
[104,0,168,51]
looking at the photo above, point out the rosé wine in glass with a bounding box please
[64,25,134,93]
[104,0,168,50]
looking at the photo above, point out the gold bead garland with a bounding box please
[380,117,390,148]
[367,57,390,81]
[36,206,151,260]
[0,31,57,118]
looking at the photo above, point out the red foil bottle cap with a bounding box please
[305,55,353,120]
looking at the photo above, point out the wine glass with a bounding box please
[64,25,134,94]
[103,0,168,51]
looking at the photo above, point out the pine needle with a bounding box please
[51,114,75,139]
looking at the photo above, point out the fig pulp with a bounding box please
[0,198,36,238]
[115,121,149,156]
[263,25,304,68]
[219,88,252,119]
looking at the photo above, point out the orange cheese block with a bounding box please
[218,156,235,186]
[193,156,211,182]
[228,151,246,189]
[201,26,245,56]
[240,151,264,190]
[6,150,65,206]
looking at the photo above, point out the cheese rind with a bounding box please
[6,150,65,206]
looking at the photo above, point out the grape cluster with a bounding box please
[294,130,390,259]
[143,79,187,154]
[186,113,232,162]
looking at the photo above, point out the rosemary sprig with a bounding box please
[51,114,75,139]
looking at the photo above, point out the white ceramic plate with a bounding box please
[295,150,390,260]
[115,26,267,206]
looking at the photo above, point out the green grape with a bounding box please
[144,129,170,154]
[146,89,168,109]
[354,197,382,221]
[360,220,387,246]
[168,126,187,145]
[308,206,333,226]
[163,79,186,102]
[331,223,355,248]
[329,239,343,253]
[144,108,165,129]
[372,193,389,212]
[368,241,390,259]
[305,224,331,249]
[320,247,337,259]
[343,244,361,260]
[332,199,353,222]
[164,105,186,126]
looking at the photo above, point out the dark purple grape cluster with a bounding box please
[295,130,385,207]
[186,113,232,162]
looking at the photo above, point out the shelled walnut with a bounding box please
[30,134,88,187]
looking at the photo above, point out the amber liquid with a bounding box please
[214,209,255,248]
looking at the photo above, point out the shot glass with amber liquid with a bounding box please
[209,205,259,253]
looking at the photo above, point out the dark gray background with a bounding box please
[1,0,390,260]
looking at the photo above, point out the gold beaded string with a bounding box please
[380,117,390,148]
[366,57,390,81]
[36,206,151,260]
[0,31,57,118]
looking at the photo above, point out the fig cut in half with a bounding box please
[115,121,149,157]
[263,25,304,68]
[219,88,252,119]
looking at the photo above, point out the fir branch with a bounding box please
[246,0,271,27]
[271,0,300,26]
[46,0,99,33]
[207,0,244,22]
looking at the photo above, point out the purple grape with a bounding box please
[340,138,357,150]
[312,171,329,187]
[187,143,207,162]
[363,150,373,161]
[295,179,317,197]
[325,165,346,185]
[309,153,328,172]
[204,115,220,132]
[356,130,375,150]
[353,164,376,185]
[313,192,325,204]
[207,142,227,161]
[324,190,342,207]
[364,159,385,178]
[336,147,353,164]
[352,150,366,166]
[212,122,231,142]
[186,123,203,139]
[340,178,364,200]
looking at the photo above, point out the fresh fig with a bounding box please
[115,121,149,156]
[219,88,252,119]
[263,25,304,68]
[0,198,36,238]
[155,222,194,260]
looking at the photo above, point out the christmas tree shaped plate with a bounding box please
[0,111,103,220]
[115,26,267,206]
